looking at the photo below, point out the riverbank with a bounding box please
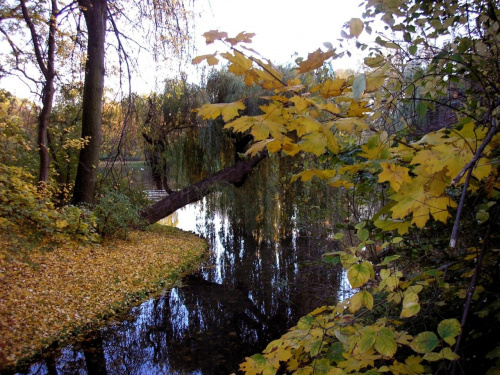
[0,225,207,370]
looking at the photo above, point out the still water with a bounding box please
[13,197,347,375]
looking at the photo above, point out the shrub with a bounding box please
[93,190,145,239]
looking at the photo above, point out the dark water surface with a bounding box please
[12,198,348,375]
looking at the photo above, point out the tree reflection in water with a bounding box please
[15,195,346,375]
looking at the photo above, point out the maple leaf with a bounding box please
[299,132,328,156]
[334,118,369,134]
[298,49,335,74]
[311,78,345,98]
[289,95,312,113]
[289,116,322,137]
[225,31,256,45]
[197,101,245,122]
[378,163,412,192]
[192,53,219,66]
[202,30,228,44]
[347,100,371,117]
[220,51,253,76]
[291,169,336,183]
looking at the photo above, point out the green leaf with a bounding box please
[416,102,427,118]
[392,237,404,244]
[352,74,366,100]
[409,45,418,55]
[379,255,401,266]
[375,328,397,358]
[357,228,369,242]
[327,342,346,363]
[359,327,377,352]
[347,261,374,288]
[437,319,461,346]
[410,331,439,353]
[334,233,345,240]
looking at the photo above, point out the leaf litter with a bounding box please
[0,225,207,368]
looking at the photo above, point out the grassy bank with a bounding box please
[0,225,207,369]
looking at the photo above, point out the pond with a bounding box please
[10,195,349,375]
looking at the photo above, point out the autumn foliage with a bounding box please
[0,226,207,368]
[192,0,500,372]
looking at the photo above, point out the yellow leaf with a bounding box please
[225,116,255,133]
[365,74,386,93]
[378,163,412,192]
[289,116,322,137]
[349,18,364,38]
[292,169,336,182]
[334,118,369,134]
[299,132,328,156]
[202,30,228,44]
[347,261,374,288]
[321,102,341,114]
[400,292,420,318]
[298,49,335,74]
[225,31,255,45]
[349,290,374,313]
[191,53,219,66]
[347,100,371,117]
[311,78,345,98]
[197,101,245,122]
[221,51,253,76]
[289,96,312,113]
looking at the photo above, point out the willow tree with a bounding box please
[1,0,193,203]
[72,0,193,204]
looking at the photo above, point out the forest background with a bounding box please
[1,0,500,374]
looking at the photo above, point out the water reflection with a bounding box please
[12,197,346,375]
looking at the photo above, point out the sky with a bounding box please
[0,0,367,99]
[193,0,366,66]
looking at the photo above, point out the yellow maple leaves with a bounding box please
[378,163,412,192]
[197,101,245,122]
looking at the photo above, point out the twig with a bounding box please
[450,206,500,375]
[451,120,498,186]
[449,167,473,249]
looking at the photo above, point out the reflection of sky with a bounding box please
[20,196,346,375]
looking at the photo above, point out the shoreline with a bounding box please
[0,225,208,371]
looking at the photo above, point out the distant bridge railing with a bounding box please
[144,190,167,202]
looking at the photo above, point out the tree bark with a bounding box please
[141,152,268,224]
[72,0,107,204]
[20,0,57,185]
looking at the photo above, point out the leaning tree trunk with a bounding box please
[141,152,268,224]
[72,0,107,205]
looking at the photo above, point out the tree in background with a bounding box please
[1,0,193,203]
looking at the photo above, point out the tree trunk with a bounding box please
[72,0,107,205]
[141,152,268,224]
[20,0,58,186]
[37,77,55,184]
